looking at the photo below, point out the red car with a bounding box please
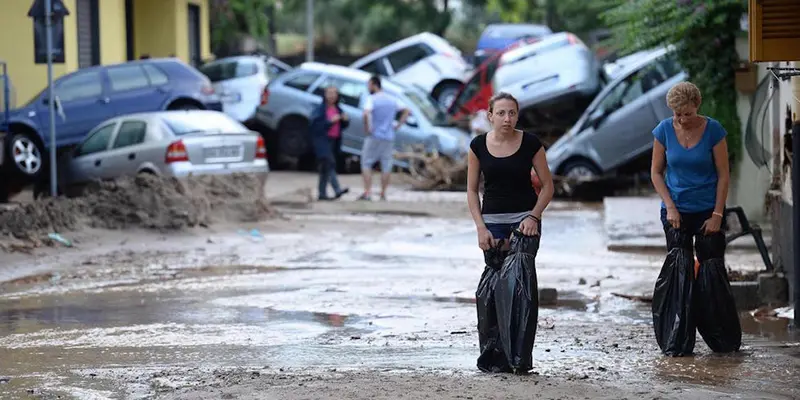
[448,37,541,122]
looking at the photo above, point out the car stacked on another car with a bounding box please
[492,32,603,140]
[1,58,224,185]
[472,23,552,66]
[546,47,686,182]
[349,32,470,109]
[255,62,470,170]
[198,54,292,127]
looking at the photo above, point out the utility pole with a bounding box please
[305,0,314,62]
[45,0,57,197]
[793,120,800,323]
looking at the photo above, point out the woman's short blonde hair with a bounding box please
[666,82,702,110]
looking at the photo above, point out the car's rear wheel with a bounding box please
[434,83,462,109]
[5,131,45,181]
[561,159,601,182]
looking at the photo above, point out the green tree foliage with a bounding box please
[210,0,274,56]
[602,0,747,164]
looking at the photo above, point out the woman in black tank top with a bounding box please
[466,92,555,250]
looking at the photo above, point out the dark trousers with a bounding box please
[660,208,727,261]
[317,138,342,198]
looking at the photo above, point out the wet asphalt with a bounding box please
[0,201,798,399]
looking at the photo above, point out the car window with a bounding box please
[360,59,388,76]
[55,71,103,102]
[76,123,116,156]
[162,112,249,135]
[113,120,147,149]
[386,44,432,73]
[655,53,682,80]
[266,62,289,81]
[108,65,151,92]
[143,64,169,85]
[597,64,664,116]
[199,60,258,82]
[312,77,365,107]
[284,72,321,92]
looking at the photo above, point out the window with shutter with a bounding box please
[749,0,800,62]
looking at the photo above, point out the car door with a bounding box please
[99,119,149,179]
[311,75,367,155]
[107,64,170,115]
[36,69,115,148]
[68,121,118,183]
[586,65,660,171]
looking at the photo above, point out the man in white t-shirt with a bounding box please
[358,75,409,201]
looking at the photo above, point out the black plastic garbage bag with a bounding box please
[694,234,742,353]
[476,240,510,372]
[652,228,696,357]
[494,231,540,373]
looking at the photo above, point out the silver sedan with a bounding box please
[66,110,269,185]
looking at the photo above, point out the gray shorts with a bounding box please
[360,136,394,173]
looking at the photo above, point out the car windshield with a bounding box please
[163,112,250,135]
[403,89,451,127]
[198,59,258,82]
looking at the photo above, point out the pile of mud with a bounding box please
[0,173,276,238]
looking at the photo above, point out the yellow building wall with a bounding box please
[99,0,127,65]
[133,0,178,59]
[0,0,211,108]
[0,0,78,106]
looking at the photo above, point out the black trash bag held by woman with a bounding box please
[476,240,510,372]
[694,234,742,353]
[652,227,696,356]
[494,231,540,373]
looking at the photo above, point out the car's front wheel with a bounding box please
[434,83,462,109]
[5,131,45,181]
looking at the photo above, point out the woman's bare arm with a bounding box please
[466,149,485,229]
[651,139,676,210]
[712,138,730,215]
[531,148,553,218]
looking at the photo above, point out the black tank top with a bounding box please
[470,131,543,215]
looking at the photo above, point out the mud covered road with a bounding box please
[0,173,798,399]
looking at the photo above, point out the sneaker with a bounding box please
[379,194,387,201]
[318,196,333,201]
[356,193,371,201]
[334,188,350,199]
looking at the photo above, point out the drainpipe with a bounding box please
[793,117,799,323]
[793,62,800,323]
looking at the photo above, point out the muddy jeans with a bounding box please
[659,208,727,261]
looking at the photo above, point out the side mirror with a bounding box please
[405,115,418,127]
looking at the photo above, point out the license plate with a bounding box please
[204,146,241,160]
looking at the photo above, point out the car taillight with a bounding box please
[201,84,215,95]
[165,140,189,163]
[256,136,267,159]
[260,86,269,106]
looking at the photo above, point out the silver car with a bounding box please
[546,47,686,180]
[255,62,470,169]
[66,110,269,185]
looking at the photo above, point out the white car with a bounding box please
[491,32,602,139]
[198,55,291,125]
[349,32,470,109]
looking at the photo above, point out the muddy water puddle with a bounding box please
[1,210,799,398]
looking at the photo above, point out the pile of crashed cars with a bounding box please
[0,23,685,202]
